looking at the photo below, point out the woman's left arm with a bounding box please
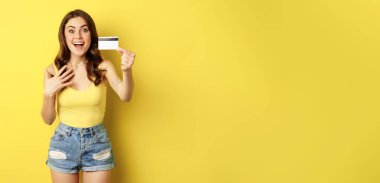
[101,47,135,102]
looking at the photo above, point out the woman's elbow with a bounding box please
[119,91,133,102]
[120,95,132,102]
[121,97,131,102]
[42,118,54,125]
[41,113,55,125]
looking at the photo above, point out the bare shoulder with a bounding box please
[98,59,115,71]
[45,63,56,77]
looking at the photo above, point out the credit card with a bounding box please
[98,36,118,50]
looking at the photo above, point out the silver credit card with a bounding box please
[98,36,118,50]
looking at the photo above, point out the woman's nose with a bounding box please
[75,31,82,39]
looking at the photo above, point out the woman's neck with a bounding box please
[69,54,87,66]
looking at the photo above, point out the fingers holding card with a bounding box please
[98,36,135,71]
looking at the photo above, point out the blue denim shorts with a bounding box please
[46,122,115,173]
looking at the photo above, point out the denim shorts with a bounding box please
[46,122,115,173]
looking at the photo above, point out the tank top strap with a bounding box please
[53,63,58,75]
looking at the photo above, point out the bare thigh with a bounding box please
[50,169,79,183]
[82,170,111,183]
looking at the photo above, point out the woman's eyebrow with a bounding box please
[66,24,88,29]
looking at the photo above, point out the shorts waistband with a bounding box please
[57,122,106,135]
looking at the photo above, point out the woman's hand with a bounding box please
[117,47,135,71]
[43,65,74,97]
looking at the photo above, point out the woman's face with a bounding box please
[64,17,91,58]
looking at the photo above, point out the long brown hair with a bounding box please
[54,9,103,86]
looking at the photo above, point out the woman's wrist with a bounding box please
[122,68,132,73]
[44,92,56,98]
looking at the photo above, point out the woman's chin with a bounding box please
[70,49,87,57]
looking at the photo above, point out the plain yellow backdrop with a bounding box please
[0,0,379,182]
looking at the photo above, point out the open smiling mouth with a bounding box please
[73,42,84,49]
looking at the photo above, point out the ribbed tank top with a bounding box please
[53,64,107,128]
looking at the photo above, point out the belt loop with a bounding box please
[65,126,72,136]
[90,127,94,137]
[68,127,72,136]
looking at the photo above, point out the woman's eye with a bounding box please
[68,29,74,33]
[83,29,88,33]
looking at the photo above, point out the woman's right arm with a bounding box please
[41,92,56,125]
[41,64,74,125]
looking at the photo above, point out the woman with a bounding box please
[41,9,135,183]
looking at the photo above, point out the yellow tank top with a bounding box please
[54,64,107,128]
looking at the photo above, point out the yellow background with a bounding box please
[0,0,379,182]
